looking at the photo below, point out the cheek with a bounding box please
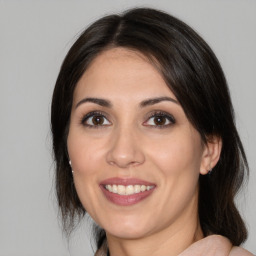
[67,131,107,175]
[147,133,203,177]
[146,131,203,207]
[67,132,108,222]
[144,134,202,223]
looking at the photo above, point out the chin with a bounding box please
[104,217,152,239]
[106,228,150,240]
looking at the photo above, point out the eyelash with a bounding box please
[80,110,176,129]
[80,111,111,128]
[144,111,176,128]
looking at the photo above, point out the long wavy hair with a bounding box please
[51,7,248,254]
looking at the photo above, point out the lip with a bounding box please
[100,177,156,206]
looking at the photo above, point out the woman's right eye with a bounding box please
[81,112,111,127]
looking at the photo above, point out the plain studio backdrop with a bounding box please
[0,0,255,255]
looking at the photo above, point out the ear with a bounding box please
[200,136,222,175]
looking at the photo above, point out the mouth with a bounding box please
[104,184,154,195]
[100,177,156,206]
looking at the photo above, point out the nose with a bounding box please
[106,127,145,168]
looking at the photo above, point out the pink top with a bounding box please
[178,235,254,256]
[97,235,254,255]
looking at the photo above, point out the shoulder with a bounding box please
[202,235,254,256]
[178,235,232,256]
[229,246,254,256]
[178,235,254,256]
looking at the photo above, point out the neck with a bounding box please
[106,194,203,256]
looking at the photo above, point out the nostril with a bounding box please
[106,132,145,168]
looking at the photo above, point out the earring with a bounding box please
[69,160,74,173]
[208,168,213,175]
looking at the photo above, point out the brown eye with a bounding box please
[92,115,105,125]
[153,116,167,126]
[144,112,175,128]
[82,112,111,127]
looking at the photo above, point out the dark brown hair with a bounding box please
[51,7,248,252]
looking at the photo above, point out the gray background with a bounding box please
[0,0,255,255]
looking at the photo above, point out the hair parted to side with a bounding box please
[51,7,248,252]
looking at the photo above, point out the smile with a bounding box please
[100,177,156,206]
[104,184,154,195]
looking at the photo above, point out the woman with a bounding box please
[51,8,253,256]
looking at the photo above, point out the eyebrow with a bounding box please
[75,96,179,109]
[75,97,112,109]
[140,96,179,107]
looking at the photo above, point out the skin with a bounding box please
[67,47,222,256]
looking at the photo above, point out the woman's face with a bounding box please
[67,48,210,239]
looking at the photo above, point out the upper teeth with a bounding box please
[105,184,154,195]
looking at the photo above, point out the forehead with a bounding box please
[73,47,176,102]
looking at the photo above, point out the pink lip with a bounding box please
[100,177,156,206]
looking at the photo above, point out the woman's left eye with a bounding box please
[144,112,175,127]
